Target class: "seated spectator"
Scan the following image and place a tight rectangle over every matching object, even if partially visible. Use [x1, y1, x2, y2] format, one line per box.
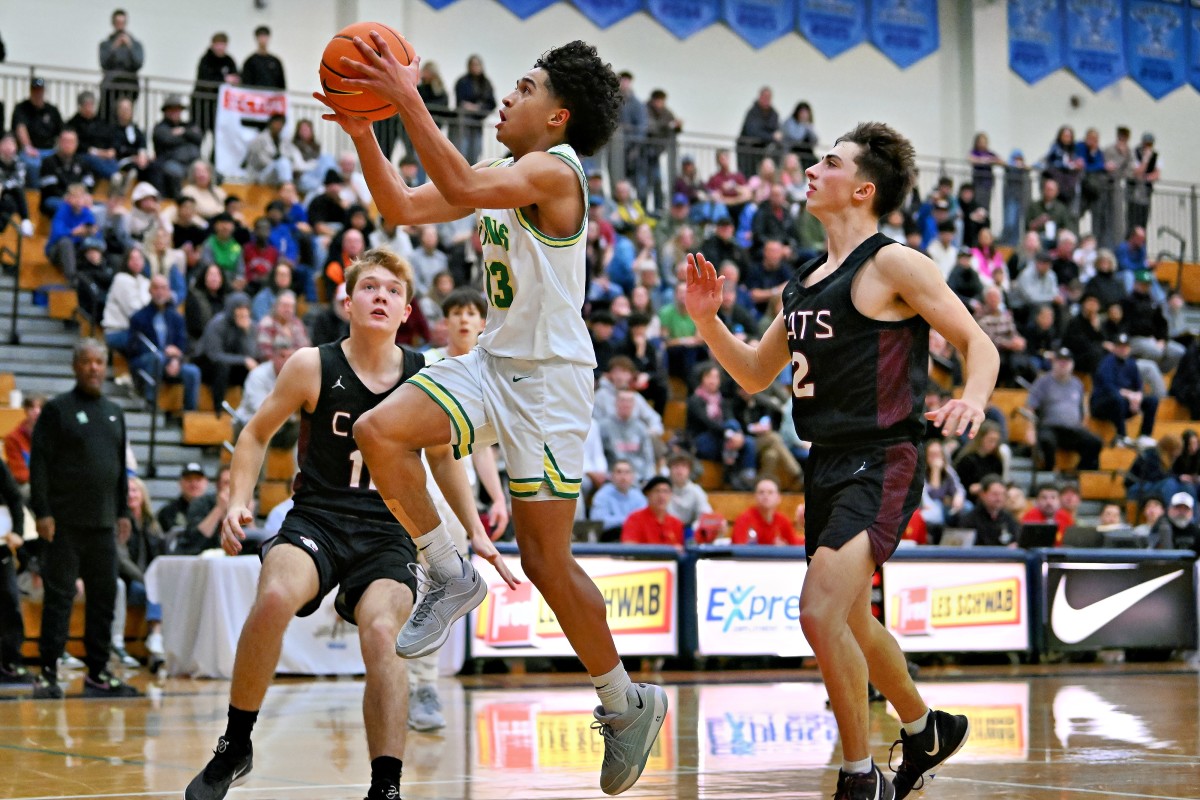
[151, 96, 202, 199]
[1021, 304, 1061, 371]
[408, 226, 447, 297]
[73, 238, 114, 320]
[1005, 482, 1029, 518]
[732, 382, 802, 491]
[3, 394, 43, 494]
[243, 113, 291, 186]
[308, 283, 350, 346]
[1091, 333, 1158, 448]
[125, 182, 167, 244]
[970, 227, 1007, 290]
[1084, 248, 1126, 309]
[1025, 177, 1077, 242]
[252, 261, 295, 323]
[172, 195, 208, 272]
[0, 134, 34, 237]
[589, 311, 620, 376]
[1021, 483, 1074, 545]
[308, 170, 350, 251]
[1009, 250, 1061, 327]
[750, 184, 797, 255]
[616, 313, 667, 414]
[286, 118, 338, 195]
[1133, 496, 1166, 540]
[706, 148, 752, 222]
[1115, 225, 1151, 293]
[336, 152, 372, 210]
[700, 216, 749, 276]
[199, 212, 245, 289]
[976, 286, 1034, 385]
[925, 220, 958, 278]
[193, 293, 258, 413]
[156, 463, 209, 534]
[578, 423, 610, 513]
[118, 476, 165, 671]
[1126, 434, 1191, 507]
[324, 227, 365, 290]
[665, 451, 711, 528]
[1095, 502, 1127, 530]
[589, 460, 647, 542]
[1006, 232, 1042, 285]
[128, 275, 201, 411]
[12, 77, 64, 183]
[38, 129, 96, 218]
[687, 362, 755, 490]
[68, 90, 119, 180]
[1062, 294, 1108, 375]
[1125, 270, 1184, 393]
[620, 476, 684, 549]
[234, 343, 299, 448]
[599, 390, 657, 484]
[393, 291, 432, 349]
[101, 247, 151, 354]
[243, 218, 280, 294]
[921, 439, 966, 529]
[1171, 339, 1200, 419]
[256, 290, 308, 360]
[143, 225, 187, 303]
[947, 247, 985, 311]
[958, 474, 1020, 546]
[111, 98, 153, 193]
[180, 160, 226, 220]
[1174, 429, 1200, 485]
[660, 284, 707, 379]
[732, 478, 801, 545]
[1049, 230, 1081, 298]
[45, 183, 98, 281]
[1149, 492, 1199, 554]
[1025, 349, 1102, 470]
[953, 419, 1006, 499]
[224, 194, 253, 245]
[172, 465, 236, 555]
[185, 263, 229, 341]
[611, 179, 652, 235]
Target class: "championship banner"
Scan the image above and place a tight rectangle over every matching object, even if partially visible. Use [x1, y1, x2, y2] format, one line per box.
[496, 0, 559, 17]
[1008, 0, 1066, 85]
[423, 0, 461, 8]
[698, 683, 837, 776]
[472, 687, 677, 772]
[570, 0, 645, 28]
[1126, 0, 1187, 98]
[882, 560, 1029, 652]
[1044, 561, 1197, 651]
[724, 0, 795, 49]
[646, 0, 722, 39]
[868, 0, 940, 69]
[1188, 0, 1200, 91]
[1065, 0, 1128, 91]
[470, 555, 677, 657]
[914, 682, 1030, 762]
[214, 84, 288, 181]
[798, 0, 869, 59]
[694, 559, 813, 656]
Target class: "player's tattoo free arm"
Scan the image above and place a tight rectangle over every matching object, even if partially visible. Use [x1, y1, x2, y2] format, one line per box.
[427, 444, 518, 588]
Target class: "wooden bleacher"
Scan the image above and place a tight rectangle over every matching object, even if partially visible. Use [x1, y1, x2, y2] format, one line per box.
[1155, 260, 1200, 304]
[707, 490, 804, 525]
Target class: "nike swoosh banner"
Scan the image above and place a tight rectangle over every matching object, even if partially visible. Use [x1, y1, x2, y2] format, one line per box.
[1126, 0, 1187, 99]
[1008, 0, 1066, 85]
[1044, 561, 1197, 651]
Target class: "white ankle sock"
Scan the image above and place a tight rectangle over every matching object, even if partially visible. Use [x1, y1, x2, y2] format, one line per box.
[591, 663, 631, 715]
[902, 709, 931, 736]
[842, 756, 873, 775]
[413, 525, 461, 581]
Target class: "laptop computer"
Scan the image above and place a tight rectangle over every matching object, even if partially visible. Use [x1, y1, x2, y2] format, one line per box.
[938, 528, 977, 547]
[1017, 522, 1059, 548]
[1062, 525, 1103, 548]
[1101, 528, 1147, 549]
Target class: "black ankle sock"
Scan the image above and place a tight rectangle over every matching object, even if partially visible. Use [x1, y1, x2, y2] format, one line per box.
[371, 756, 403, 791]
[223, 705, 259, 750]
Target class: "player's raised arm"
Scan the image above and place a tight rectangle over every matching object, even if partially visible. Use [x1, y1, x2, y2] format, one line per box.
[685, 252, 792, 394]
[221, 348, 320, 553]
[880, 245, 999, 438]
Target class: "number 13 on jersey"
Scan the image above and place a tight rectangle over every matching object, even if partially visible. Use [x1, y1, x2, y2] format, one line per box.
[485, 260, 514, 309]
[791, 352, 814, 399]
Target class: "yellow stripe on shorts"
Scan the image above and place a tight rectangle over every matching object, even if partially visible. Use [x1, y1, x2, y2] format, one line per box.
[508, 477, 544, 498]
[543, 446, 582, 499]
[407, 374, 475, 459]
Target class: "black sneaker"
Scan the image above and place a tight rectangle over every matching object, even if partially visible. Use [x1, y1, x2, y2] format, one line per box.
[835, 765, 896, 800]
[365, 784, 403, 800]
[0, 663, 33, 684]
[83, 671, 142, 698]
[31, 672, 64, 699]
[185, 738, 253, 800]
[889, 709, 970, 799]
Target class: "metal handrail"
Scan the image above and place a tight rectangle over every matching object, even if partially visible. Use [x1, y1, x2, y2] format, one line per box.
[1, 213, 21, 346]
[135, 330, 163, 478]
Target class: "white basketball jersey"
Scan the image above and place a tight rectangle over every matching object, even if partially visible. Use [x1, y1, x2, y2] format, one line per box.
[475, 144, 595, 367]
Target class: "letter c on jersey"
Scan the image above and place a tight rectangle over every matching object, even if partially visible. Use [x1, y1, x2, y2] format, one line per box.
[332, 411, 352, 437]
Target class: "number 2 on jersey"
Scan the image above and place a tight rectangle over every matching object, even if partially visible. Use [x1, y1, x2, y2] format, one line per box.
[485, 261, 514, 309]
[348, 450, 376, 490]
[791, 352, 814, 398]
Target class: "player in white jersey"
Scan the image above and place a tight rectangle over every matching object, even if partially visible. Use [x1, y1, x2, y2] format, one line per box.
[318, 39, 667, 795]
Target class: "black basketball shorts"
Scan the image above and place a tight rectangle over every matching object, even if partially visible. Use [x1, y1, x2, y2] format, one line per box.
[260, 505, 418, 624]
[802, 440, 924, 566]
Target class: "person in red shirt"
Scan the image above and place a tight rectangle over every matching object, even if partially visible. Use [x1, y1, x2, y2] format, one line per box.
[621, 476, 684, 549]
[732, 478, 802, 545]
[3, 394, 43, 492]
[1021, 482, 1074, 545]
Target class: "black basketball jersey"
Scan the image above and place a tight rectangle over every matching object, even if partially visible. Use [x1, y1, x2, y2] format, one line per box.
[781, 233, 930, 447]
[291, 338, 425, 522]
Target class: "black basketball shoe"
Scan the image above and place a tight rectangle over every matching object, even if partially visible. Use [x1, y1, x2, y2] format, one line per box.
[364, 784, 403, 800]
[889, 709, 970, 799]
[185, 738, 253, 800]
[835, 764, 895, 800]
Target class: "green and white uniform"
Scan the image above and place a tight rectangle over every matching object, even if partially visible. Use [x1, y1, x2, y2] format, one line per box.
[408, 144, 594, 500]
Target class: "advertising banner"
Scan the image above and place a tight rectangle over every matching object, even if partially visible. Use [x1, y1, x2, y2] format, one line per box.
[1008, 0, 1066, 84]
[882, 560, 1029, 652]
[798, 0, 868, 58]
[698, 683, 837, 774]
[1065, 0, 1128, 91]
[646, 0, 722, 39]
[214, 84, 288, 181]
[1191, 1, 1200, 91]
[1044, 561, 1197, 651]
[724, 0, 794, 48]
[913, 682, 1030, 762]
[868, 0, 940, 69]
[470, 555, 677, 657]
[694, 559, 812, 656]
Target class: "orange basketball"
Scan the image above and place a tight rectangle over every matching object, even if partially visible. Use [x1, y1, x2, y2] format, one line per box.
[319, 21, 413, 121]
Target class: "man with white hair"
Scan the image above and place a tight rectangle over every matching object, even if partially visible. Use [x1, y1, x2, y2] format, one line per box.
[337, 152, 372, 209]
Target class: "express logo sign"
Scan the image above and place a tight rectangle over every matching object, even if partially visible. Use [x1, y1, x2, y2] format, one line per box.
[705, 584, 801, 633]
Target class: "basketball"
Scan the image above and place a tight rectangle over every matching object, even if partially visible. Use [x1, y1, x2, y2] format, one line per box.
[319, 21, 413, 121]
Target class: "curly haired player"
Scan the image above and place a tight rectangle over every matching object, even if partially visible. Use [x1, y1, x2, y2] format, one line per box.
[317, 39, 666, 795]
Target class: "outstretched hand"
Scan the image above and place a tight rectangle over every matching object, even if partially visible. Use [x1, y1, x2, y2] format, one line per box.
[312, 92, 375, 137]
[339, 31, 421, 112]
[470, 525, 520, 590]
[924, 397, 986, 439]
[684, 252, 725, 322]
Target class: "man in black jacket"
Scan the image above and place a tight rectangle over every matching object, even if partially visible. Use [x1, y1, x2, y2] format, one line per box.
[38, 129, 96, 218]
[151, 95, 202, 199]
[192, 32, 239, 134]
[1125, 269, 1185, 395]
[30, 339, 139, 698]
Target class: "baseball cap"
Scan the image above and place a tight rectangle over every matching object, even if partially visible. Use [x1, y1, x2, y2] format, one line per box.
[323, 168, 344, 186]
[161, 94, 186, 111]
[1171, 491, 1193, 509]
[1035, 249, 1053, 262]
[1110, 332, 1131, 345]
[81, 237, 106, 253]
[957, 247, 973, 259]
[1141, 132, 1156, 144]
[672, 192, 690, 206]
[182, 462, 206, 478]
[1134, 269, 1154, 283]
[131, 182, 159, 203]
[1053, 347, 1074, 361]
[30, 77, 45, 89]
[643, 475, 671, 493]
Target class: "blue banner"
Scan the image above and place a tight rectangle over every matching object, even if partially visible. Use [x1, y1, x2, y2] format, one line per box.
[724, 0, 793, 48]
[423, 0, 459, 7]
[646, 0, 721, 39]
[797, 0, 868, 58]
[1126, 0, 1187, 98]
[1189, 0, 1200, 91]
[1064, 0, 1127, 91]
[1008, 0, 1066, 84]
[869, 0, 940, 69]
[571, 0, 645, 28]
[496, 0, 559, 17]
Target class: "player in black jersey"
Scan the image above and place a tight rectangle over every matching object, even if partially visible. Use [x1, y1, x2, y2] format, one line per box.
[185, 249, 516, 800]
[686, 122, 999, 800]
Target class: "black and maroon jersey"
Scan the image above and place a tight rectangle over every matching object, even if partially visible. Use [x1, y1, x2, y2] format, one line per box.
[291, 338, 424, 522]
[782, 233, 930, 447]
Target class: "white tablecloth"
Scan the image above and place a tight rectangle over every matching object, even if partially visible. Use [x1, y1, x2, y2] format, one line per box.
[144, 555, 465, 679]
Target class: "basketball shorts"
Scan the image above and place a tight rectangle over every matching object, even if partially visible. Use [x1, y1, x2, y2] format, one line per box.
[407, 349, 591, 501]
[261, 505, 418, 624]
[802, 440, 924, 566]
